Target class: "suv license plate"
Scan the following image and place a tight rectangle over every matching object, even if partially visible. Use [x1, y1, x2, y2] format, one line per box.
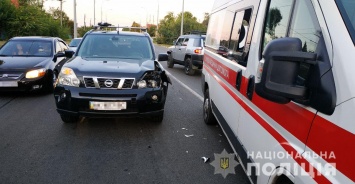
[0, 81, 18, 87]
[90, 101, 127, 111]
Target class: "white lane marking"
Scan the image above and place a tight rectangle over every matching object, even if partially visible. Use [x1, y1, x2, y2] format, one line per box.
[165, 70, 204, 102]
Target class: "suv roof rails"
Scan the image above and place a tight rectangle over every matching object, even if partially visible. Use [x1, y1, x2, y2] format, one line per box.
[93, 22, 147, 34]
[184, 30, 206, 35]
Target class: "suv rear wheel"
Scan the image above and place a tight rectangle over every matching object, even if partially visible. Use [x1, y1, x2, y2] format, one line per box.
[184, 57, 196, 75]
[167, 54, 174, 68]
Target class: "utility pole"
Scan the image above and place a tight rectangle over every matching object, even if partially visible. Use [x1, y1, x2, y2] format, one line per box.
[180, 0, 184, 35]
[59, 0, 63, 26]
[94, 0, 96, 25]
[73, 0, 77, 38]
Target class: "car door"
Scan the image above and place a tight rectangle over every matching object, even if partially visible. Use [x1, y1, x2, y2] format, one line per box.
[237, 0, 329, 183]
[172, 37, 184, 62]
[177, 37, 189, 62]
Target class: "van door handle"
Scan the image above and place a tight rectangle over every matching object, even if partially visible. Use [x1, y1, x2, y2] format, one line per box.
[246, 75, 255, 100]
[236, 69, 242, 91]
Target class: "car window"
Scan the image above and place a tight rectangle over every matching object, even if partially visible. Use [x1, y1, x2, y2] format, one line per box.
[262, 0, 294, 51]
[56, 42, 62, 53]
[262, 0, 321, 53]
[261, 0, 322, 86]
[59, 41, 69, 51]
[176, 38, 184, 46]
[77, 34, 153, 59]
[69, 39, 82, 47]
[193, 38, 202, 47]
[0, 40, 52, 57]
[335, 0, 355, 44]
[182, 38, 189, 46]
[227, 8, 252, 66]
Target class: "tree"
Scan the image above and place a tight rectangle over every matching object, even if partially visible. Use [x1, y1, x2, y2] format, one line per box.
[147, 25, 157, 37]
[78, 26, 92, 37]
[202, 13, 209, 27]
[266, 8, 282, 39]
[157, 11, 207, 44]
[131, 21, 141, 32]
[6, 3, 70, 39]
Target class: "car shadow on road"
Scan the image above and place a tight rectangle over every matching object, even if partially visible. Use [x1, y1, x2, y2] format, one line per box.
[60, 116, 163, 135]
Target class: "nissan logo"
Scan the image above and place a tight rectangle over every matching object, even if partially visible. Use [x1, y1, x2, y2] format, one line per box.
[104, 80, 114, 88]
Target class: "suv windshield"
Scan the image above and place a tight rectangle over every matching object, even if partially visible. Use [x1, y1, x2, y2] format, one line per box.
[335, 0, 355, 44]
[77, 34, 153, 59]
[0, 40, 52, 57]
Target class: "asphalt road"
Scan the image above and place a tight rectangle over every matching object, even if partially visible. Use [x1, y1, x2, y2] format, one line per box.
[0, 45, 250, 184]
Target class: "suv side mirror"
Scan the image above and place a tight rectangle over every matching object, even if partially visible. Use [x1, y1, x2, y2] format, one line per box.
[158, 53, 168, 61]
[173, 40, 176, 45]
[255, 38, 317, 103]
[65, 50, 75, 58]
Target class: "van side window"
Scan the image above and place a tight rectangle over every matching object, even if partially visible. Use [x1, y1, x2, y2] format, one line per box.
[228, 8, 252, 66]
[262, 0, 294, 51]
[206, 10, 233, 49]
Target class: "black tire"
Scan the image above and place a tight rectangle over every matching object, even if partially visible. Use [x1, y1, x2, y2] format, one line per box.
[150, 113, 164, 123]
[60, 115, 79, 123]
[203, 90, 217, 125]
[184, 57, 196, 75]
[167, 54, 174, 68]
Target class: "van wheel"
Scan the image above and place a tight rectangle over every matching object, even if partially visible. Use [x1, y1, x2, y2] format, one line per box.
[167, 54, 174, 68]
[60, 115, 79, 123]
[203, 90, 217, 125]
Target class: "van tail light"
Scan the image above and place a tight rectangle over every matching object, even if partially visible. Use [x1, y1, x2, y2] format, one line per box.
[194, 47, 202, 54]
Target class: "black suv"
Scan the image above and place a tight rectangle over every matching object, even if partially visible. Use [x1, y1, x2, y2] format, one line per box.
[54, 26, 170, 123]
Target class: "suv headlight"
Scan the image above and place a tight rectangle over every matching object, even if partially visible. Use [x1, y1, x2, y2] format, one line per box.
[137, 71, 161, 89]
[25, 68, 46, 79]
[58, 67, 80, 87]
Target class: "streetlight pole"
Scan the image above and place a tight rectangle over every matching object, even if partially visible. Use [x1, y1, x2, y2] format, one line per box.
[59, 0, 63, 26]
[180, 0, 184, 35]
[94, 0, 96, 25]
[73, 0, 77, 38]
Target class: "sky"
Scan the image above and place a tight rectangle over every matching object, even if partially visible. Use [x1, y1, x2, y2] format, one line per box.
[43, 0, 215, 27]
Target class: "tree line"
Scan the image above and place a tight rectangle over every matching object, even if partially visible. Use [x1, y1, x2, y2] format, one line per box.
[0, 0, 72, 40]
[1, 0, 209, 44]
[156, 11, 209, 44]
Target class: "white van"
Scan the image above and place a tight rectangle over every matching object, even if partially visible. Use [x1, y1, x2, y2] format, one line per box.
[202, 0, 354, 183]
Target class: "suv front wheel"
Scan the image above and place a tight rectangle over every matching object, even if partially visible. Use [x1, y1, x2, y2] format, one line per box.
[167, 54, 174, 68]
[184, 57, 196, 75]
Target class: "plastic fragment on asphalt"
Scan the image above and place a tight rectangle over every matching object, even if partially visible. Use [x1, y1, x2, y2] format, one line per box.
[218, 134, 222, 137]
[185, 134, 194, 137]
[182, 128, 188, 130]
[201, 157, 210, 163]
[186, 151, 189, 153]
